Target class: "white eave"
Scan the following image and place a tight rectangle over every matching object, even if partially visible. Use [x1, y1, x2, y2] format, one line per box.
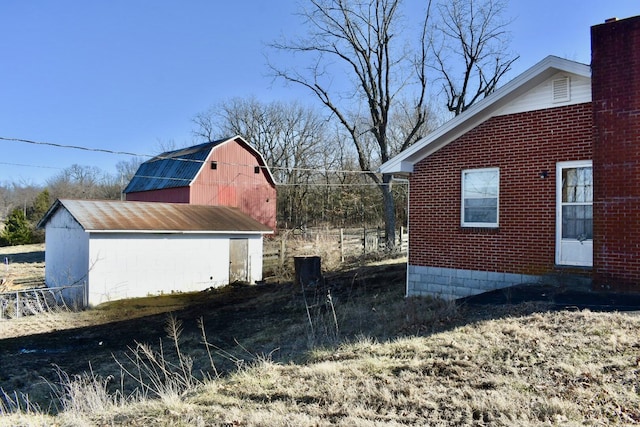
[380, 56, 591, 174]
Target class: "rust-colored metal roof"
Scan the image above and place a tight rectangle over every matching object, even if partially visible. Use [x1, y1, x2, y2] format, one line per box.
[39, 199, 273, 234]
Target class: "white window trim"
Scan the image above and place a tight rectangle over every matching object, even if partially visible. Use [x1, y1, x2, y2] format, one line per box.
[461, 167, 500, 228]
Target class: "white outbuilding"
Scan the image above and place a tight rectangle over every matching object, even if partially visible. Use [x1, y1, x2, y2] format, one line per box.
[38, 199, 273, 306]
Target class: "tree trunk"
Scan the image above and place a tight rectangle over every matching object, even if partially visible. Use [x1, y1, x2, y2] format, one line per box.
[381, 174, 396, 251]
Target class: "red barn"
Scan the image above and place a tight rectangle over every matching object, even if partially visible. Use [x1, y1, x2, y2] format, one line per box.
[124, 135, 277, 230]
[381, 15, 640, 299]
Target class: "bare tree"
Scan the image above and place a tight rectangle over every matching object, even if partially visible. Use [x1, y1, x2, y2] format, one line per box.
[193, 98, 335, 227]
[115, 157, 144, 186]
[270, 0, 434, 249]
[46, 164, 116, 200]
[430, 0, 518, 116]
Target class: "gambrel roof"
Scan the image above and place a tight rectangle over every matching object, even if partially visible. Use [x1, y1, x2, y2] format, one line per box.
[38, 199, 273, 234]
[380, 56, 592, 174]
[123, 135, 276, 193]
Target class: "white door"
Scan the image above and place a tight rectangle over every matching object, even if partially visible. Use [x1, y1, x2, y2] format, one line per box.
[229, 238, 249, 283]
[556, 161, 593, 267]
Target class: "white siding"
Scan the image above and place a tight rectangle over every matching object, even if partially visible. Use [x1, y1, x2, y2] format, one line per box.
[496, 72, 592, 116]
[85, 233, 264, 305]
[247, 236, 263, 284]
[44, 208, 89, 305]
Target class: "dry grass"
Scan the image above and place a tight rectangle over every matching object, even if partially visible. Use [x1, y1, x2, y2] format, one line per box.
[31, 312, 640, 425]
[168, 310, 639, 427]
[0, 243, 45, 292]
[0, 291, 221, 340]
[4, 306, 640, 425]
[2, 244, 640, 426]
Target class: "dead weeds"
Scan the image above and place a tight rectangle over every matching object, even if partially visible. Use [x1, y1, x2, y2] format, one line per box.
[1, 245, 640, 426]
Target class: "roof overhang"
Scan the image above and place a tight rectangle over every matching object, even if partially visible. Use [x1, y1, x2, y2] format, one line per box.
[38, 199, 274, 234]
[380, 56, 591, 175]
[87, 229, 274, 235]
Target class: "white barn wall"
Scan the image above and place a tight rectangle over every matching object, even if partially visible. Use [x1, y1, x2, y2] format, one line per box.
[86, 233, 264, 305]
[247, 236, 263, 284]
[43, 209, 89, 305]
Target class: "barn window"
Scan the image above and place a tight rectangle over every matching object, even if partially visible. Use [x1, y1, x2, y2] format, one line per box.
[254, 166, 260, 174]
[211, 161, 217, 170]
[461, 168, 499, 227]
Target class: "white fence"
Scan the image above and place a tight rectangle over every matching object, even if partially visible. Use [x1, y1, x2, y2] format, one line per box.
[0, 284, 85, 319]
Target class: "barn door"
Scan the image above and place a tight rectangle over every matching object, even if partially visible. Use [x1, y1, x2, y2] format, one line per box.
[229, 238, 249, 283]
[556, 161, 593, 267]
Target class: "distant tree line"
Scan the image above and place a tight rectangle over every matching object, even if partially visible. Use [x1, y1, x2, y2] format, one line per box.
[0, 161, 136, 246]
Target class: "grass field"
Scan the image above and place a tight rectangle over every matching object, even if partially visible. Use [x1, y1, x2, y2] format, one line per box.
[1, 245, 639, 426]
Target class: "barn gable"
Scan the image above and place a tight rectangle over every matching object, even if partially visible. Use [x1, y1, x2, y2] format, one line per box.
[123, 135, 277, 230]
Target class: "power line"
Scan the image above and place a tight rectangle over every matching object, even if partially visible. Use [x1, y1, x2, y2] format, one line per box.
[0, 161, 62, 170]
[276, 182, 405, 187]
[125, 175, 192, 183]
[1, 136, 377, 175]
[0, 136, 148, 158]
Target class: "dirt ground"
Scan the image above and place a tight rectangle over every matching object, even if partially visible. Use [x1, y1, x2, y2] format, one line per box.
[0, 243, 410, 408]
[3, 243, 640, 413]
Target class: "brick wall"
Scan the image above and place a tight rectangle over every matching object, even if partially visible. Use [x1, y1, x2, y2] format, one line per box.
[409, 104, 592, 277]
[591, 16, 640, 291]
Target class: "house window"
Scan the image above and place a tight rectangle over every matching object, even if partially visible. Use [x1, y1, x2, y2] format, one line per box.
[254, 166, 260, 174]
[211, 161, 217, 170]
[462, 168, 499, 227]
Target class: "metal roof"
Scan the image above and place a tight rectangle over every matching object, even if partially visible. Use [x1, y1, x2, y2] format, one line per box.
[122, 135, 277, 194]
[38, 199, 273, 234]
[123, 140, 224, 193]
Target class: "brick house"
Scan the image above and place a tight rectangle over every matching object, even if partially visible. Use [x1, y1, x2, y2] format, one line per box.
[124, 135, 277, 230]
[380, 15, 640, 299]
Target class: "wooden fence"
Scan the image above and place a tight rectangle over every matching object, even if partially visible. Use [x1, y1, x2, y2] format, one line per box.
[263, 227, 408, 276]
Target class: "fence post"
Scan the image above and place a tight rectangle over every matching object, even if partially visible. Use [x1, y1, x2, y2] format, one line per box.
[362, 227, 367, 256]
[279, 239, 286, 267]
[15, 291, 19, 318]
[340, 228, 345, 263]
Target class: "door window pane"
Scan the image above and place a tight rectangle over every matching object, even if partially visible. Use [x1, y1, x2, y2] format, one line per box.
[562, 205, 593, 239]
[562, 168, 592, 203]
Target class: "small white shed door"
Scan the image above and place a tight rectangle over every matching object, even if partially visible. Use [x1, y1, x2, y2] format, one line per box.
[229, 238, 249, 283]
[556, 161, 593, 267]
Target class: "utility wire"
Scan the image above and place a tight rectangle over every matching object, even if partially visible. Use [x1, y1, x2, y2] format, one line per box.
[0, 136, 149, 158]
[1, 136, 377, 175]
[0, 161, 62, 170]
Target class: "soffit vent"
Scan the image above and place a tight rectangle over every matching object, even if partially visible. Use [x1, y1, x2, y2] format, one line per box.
[552, 77, 571, 103]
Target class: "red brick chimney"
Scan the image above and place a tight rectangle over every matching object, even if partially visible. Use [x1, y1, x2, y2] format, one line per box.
[591, 15, 640, 291]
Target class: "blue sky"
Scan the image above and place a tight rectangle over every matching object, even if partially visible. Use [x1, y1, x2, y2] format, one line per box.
[1, 1, 638, 186]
